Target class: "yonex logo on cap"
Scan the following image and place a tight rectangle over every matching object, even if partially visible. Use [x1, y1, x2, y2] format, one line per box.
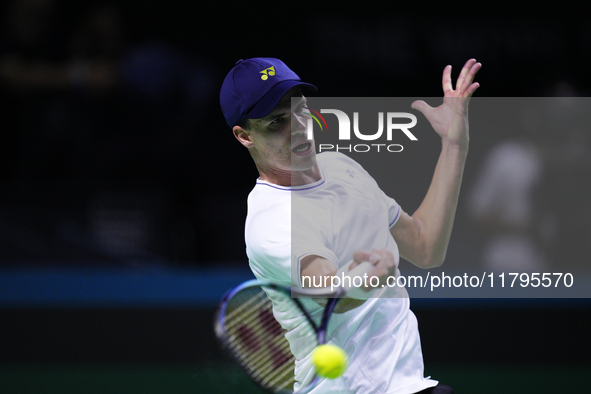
[260, 66, 276, 80]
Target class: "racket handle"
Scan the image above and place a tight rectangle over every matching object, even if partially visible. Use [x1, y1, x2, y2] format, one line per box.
[344, 261, 374, 280]
[339, 261, 381, 299]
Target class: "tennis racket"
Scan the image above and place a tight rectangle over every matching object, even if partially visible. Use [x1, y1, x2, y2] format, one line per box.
[214, 261, 374, 394]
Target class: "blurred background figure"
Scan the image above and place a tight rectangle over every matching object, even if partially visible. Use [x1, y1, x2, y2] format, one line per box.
[467, 101, 547, 273]
[537, 81, 591, 272]
[468, 81, 590, 274]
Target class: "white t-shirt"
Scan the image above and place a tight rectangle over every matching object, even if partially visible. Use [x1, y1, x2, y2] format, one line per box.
[245, 152, 437, 394]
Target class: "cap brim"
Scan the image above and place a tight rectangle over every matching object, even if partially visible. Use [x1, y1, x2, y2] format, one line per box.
[245, 80, 318, 121]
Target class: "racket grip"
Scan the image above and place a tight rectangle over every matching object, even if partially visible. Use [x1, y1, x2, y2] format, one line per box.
[345, 261, 374, 279]
[338, 261, 380, 299]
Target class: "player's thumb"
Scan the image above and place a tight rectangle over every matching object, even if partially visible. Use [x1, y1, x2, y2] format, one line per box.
[411, 100, 432, 117]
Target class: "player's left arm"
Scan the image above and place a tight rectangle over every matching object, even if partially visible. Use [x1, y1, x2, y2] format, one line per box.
[390, 59, 481, 269]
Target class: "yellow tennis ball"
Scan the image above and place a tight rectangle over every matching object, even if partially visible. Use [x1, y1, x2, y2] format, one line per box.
[312, 344, 347, 379]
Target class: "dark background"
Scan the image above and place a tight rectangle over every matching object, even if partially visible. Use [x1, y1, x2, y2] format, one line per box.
[1, 1, 590, 392]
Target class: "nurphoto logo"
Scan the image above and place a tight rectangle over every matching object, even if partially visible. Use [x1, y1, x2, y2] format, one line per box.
[305, 107, 418, 153]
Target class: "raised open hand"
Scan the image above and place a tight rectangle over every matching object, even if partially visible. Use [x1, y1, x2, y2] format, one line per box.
[411, 59, 481, 149]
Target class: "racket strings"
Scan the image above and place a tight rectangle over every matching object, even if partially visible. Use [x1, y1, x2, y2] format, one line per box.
[225, 290, 271, 331]
[231, 321, 292, 379]
[224, 286, 299, 392]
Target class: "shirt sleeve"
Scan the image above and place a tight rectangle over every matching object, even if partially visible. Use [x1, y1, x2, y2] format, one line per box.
[385, 192, 402, 228]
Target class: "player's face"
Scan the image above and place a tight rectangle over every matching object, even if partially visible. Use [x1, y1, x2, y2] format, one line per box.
[247, 87, 317, 177]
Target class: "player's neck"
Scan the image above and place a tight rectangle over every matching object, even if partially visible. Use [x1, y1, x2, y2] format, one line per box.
[257, 164, 321, 187]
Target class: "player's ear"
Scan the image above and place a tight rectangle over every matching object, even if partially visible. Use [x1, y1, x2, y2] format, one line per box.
[233, 125, 254, 148]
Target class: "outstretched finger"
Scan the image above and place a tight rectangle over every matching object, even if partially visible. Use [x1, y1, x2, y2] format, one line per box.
[442, 65, 453, 95]
[466, 61, 482, 84]
[462, 61, 482, 93]
[464, 82, 480, 98]
[456, 59, 478, 93]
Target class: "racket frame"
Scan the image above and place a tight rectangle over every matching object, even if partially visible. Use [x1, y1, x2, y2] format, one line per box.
[214, 279, 345, 393]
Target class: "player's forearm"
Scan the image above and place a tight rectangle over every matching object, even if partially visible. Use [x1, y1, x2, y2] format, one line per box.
[411, 139, 468, 268]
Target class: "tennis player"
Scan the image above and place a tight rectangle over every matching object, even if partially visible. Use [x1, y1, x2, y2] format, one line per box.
[220, 57, 480, 394]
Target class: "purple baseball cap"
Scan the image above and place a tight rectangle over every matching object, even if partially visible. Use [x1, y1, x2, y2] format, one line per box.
[220, 58, 317, 128]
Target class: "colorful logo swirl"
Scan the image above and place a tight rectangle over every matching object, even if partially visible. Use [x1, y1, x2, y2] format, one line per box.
[304, 108, 328, 131]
